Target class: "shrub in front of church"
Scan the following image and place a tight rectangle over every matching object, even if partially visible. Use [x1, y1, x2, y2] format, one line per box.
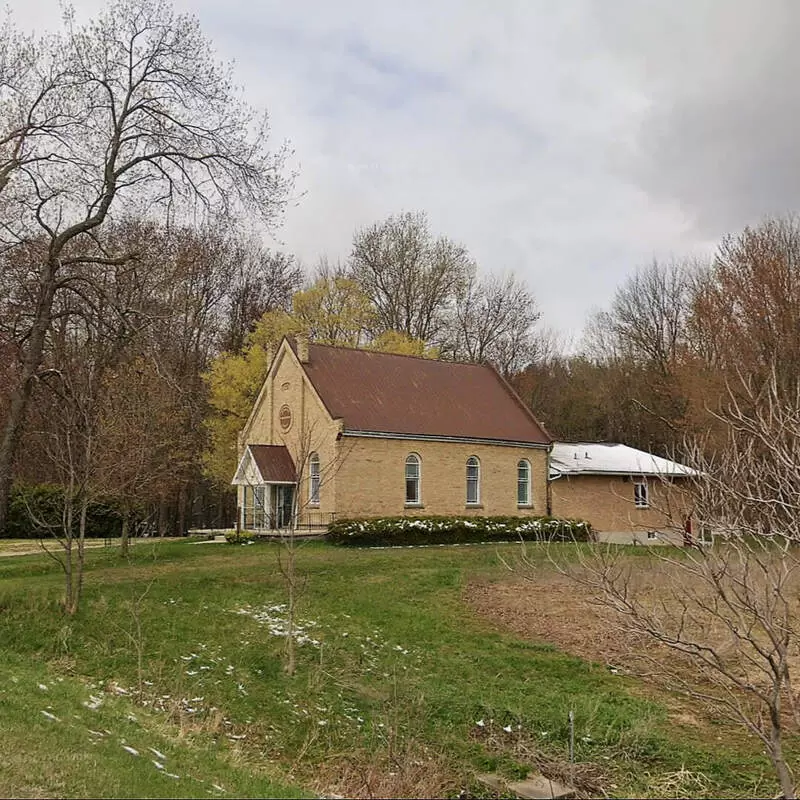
[325, 515, 593, 547]
[224, 529, 257, 544]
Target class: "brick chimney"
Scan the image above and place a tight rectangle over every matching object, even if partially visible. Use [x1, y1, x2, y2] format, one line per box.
[296, 333, 309, 364]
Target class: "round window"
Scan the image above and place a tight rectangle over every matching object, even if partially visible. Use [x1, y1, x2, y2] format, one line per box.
[279, 404, 292, 431]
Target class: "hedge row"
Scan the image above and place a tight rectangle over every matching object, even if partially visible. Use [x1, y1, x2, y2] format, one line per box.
[4, 484, 143, 539]
[325, 515, 593, 547]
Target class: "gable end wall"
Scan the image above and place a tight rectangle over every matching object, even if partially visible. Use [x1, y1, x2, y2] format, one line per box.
[241, 344, 340, 517]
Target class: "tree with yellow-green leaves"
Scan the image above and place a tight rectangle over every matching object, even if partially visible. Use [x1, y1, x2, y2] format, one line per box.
[292, 271, 375, 347]
[368, 330, 439, 358]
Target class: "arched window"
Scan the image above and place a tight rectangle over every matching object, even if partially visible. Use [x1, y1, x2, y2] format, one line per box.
[466, 456, 480, 505]
[309, 452, 320, 505]
[517, 459, 531, 506]
[405, 454, 421, 505]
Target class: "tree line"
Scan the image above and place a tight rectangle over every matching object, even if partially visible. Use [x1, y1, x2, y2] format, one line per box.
[516, 215, 800, 460]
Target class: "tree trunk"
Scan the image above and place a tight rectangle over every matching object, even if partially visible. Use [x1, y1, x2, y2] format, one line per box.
[770, 706, 796, 799]
[120, 509, 130, 558]
[177, 482, 187, 537]
[64, 539, 74, 614]
[284, 540, 297, 676]
[63, 494, 75, 615]
[73, 497, 88, 614]
[0, 269, 58, 535]
[158, 499, 167, 538]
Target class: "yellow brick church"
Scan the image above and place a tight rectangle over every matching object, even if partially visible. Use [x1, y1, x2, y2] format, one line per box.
[233, 336, 694, 542]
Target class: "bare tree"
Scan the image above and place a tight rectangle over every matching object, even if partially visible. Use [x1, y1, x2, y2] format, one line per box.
[241, 417, 349, 676]
[548, 369, 800, 798]
[31, 318, 107, 615]
[95, 356, 188, 556]
[221, 243, 302, 354]
[584, 259, 698, 373]
[284, 423, 351, 675]
[0, 0, 291, 534]
[451, 271, 541, 378]
[575, 259, 703, 455]
[690, 215, 800, 386]
[349, 211, 473, 345]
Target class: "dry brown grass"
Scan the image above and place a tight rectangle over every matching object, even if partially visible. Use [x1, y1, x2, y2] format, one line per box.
[470, 720, 610, 798]
[465, 571, 661, 678]
[311, 741, 459, 800]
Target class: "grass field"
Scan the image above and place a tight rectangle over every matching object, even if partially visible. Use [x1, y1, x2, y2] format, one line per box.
[0, 539, 783, 798]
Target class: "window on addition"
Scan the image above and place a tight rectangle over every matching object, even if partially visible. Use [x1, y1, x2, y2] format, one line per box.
[634, 480, 649, 509]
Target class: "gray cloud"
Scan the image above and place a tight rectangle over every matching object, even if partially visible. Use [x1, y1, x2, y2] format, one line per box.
[596, 0, 800, 239]
[12, 0, 793, 337]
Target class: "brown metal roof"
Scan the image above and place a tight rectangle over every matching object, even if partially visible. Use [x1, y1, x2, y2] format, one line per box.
[249, 445, 296, 483]
[292, 341, 550, 445]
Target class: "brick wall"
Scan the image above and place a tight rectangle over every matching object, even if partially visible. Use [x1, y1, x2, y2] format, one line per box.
[550, 474, 691, 536]
[334, 436, 549, 518]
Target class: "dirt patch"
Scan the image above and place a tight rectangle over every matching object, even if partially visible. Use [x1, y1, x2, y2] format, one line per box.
[0, 541, 109, 558]
[463, 572, 727, 736]
[465, 572, 654, 673]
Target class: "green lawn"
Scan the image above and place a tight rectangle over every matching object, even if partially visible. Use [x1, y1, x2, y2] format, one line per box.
[0, 540, 778, 798]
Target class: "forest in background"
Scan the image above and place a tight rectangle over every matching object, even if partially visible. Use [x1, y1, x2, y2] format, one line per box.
[1, 0, 797, 536]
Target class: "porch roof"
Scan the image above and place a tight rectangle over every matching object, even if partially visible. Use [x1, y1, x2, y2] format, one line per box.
[232, 444, 296, 485]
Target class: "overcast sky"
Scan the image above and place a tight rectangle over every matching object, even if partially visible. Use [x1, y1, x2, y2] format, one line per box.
[10, 1, 800, 338]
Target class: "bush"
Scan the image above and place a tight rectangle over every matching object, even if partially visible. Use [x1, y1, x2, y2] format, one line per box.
[325, 515, 593, 547]
[224, 529, 257, 545]
[5, 484, 142, 539]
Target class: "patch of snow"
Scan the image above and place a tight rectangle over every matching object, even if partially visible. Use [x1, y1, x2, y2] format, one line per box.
[83, 695, 103, 710]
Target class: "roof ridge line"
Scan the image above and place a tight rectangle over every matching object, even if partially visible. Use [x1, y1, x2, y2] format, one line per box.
[305, 340, 490, 368]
